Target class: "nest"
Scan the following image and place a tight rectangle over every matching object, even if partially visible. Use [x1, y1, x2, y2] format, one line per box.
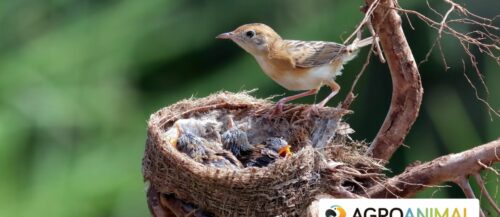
[142, 91, 384, 217]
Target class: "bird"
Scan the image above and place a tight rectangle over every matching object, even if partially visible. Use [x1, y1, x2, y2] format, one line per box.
[217, 23, 374, 112]
[176, 130, 209, 163]
[164, 118, 222, 149]
[174, 118, 222, 142]
[221, 116, 253, 157]
[244, 137, 293, 167]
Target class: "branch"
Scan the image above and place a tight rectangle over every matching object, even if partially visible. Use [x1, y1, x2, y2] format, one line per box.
[365, 0, 423, 161]
[368, 138, 500, 198]
[393, 0, 499, 119]
[147, 184, 173, 217]
[454, 176, 486, 217]
[473, 174, 500, 215]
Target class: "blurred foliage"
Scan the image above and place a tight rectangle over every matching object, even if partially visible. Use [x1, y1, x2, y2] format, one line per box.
[0, 0, 498, 216]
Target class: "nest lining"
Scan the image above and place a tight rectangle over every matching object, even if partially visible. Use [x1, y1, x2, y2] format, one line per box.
[142, 91, 384, 217]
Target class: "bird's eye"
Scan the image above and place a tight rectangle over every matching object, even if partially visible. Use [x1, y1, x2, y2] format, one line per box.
[245, 30, 255, 38]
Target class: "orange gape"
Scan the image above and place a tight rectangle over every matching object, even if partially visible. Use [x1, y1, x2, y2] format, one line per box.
[217, 23, 374, 112]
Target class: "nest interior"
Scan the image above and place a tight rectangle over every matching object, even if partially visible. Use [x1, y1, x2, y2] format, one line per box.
[142, 91, 384, 217]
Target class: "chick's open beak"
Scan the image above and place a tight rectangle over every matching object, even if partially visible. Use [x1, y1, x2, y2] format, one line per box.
[216, 32, 233, 39]
[278, 145, 293, 157]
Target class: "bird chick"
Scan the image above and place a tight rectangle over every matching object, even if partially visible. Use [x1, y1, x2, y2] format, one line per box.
[174, 118, 222, 142]
[169, 118, 243, 170]
[163, 126, 180, 148]
[221, 116, 253, 157]
[245, 137, 293, 168]
[176, 131, 209, 163]
[217, 23, 373, 112]
[176, 131, 242, 170]
[204, 150, 242, 170]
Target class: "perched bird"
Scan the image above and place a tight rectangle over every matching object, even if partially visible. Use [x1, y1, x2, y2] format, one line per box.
[217, 23, 374, 112]
[245, 137, 293, 167]
[221, 116, 253, 157]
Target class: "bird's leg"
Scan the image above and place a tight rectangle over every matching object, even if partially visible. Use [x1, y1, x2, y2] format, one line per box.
[303, 82, 339, 116]
[273, 88, 318, 113]
[318, 80, 340, 107]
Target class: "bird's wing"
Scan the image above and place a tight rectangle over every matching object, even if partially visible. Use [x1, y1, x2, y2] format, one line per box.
[268, 42, 297, 67]
[214, 150, 244, 168]
[283, 40, 346, 68]
[244, 147, 280, 167]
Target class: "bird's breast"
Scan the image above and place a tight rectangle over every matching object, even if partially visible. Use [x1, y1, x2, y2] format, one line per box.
[254, 56, 342, 91]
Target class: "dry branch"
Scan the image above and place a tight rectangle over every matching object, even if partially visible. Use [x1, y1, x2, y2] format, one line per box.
[474, 174, 500, 214]
[393, 0, 500, 118]
[365, 0, 423, 161]
[368, 138, 500, 198]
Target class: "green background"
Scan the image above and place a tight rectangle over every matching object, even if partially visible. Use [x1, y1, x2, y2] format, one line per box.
[0, 0, 498, 216]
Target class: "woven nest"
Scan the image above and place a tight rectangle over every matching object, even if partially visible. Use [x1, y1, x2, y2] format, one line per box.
[142, 91, 384, 217]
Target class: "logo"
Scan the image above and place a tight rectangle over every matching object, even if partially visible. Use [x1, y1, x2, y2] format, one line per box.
[325, 205, 346, 217]
[318, 199, 479, 217]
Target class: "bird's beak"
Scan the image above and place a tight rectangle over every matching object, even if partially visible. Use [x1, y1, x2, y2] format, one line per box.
[278, 145, 293, 157]
[216, 32, 233, 39]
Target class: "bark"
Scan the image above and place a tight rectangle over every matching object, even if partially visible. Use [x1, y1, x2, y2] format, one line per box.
[365, 0, 423, 161]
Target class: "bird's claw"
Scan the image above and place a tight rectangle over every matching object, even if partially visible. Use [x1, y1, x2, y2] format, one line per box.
[269, 101, 285, 115]
[304, 104, 322, 116]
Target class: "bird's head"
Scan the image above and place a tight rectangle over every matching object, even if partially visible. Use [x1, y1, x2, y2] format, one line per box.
[265, 137, 292, 157]
[216, 23, 281, 56]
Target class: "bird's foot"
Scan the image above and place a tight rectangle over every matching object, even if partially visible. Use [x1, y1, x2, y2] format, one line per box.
[263, 101, 286, 120]
[270, 101, 285, 115]
[303, 104, 323, 117]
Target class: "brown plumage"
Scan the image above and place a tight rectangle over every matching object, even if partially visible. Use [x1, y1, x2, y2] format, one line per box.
[217, 23, 373, 112]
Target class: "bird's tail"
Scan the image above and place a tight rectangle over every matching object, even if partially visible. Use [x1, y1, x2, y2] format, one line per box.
[341, 36, 378, 63]
[348, 36, 378, 50]
[358, 36, 377, 48]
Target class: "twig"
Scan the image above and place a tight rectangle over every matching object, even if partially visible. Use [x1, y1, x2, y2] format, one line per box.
[478, 160, 500, 176]
[392, 1, 499, 113]
[418, 37, 439, 67]
[366, 19, 386, 63]
[454, 176, 476, 199]
[454, 176, 486, 217]
[462, 60, 500, 119]
[473, 173, 500, 215]
[438, 0, 460, 37]
[343, 0, 381, 44]
[341, 42, 374, 110]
